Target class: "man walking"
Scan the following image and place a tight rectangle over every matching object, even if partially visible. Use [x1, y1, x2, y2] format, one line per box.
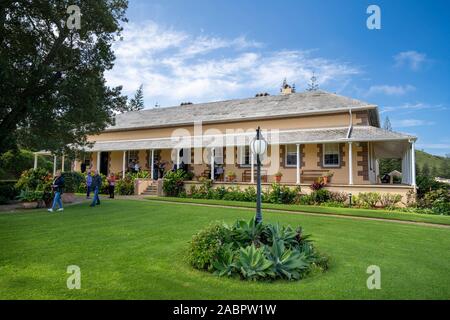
[48, 170, 64, 213]
[90, 170, 102, 207]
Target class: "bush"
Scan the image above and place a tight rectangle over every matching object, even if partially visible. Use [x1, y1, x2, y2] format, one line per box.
[266, 183, 299, 204]
[16, 189, 44, 202]
[0, 149, 53, 180]
[379, 193, 402, 208]
[116, 178, 135, 195]
[62, 172, 84, 193]
[163, 170, 186, 197]
[310, 181, 325, 191]
[310, 189, 331, 204]
[187, 223, 231, 270]
[0, 180, 18, 204]
[188, 218, 329, 281]
[329, 191, 349, 203]
[15, 168, 52, 192]
[354, 192, 381, 208]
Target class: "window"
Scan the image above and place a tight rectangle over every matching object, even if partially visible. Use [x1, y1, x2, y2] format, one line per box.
[238, 146, 251, 167]
[214, 147, 223, 165]
[285, 145, 298, 167]
[323, 143, 340, 167]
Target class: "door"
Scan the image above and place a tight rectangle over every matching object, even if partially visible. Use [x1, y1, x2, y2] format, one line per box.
[100, 152, 109, 176]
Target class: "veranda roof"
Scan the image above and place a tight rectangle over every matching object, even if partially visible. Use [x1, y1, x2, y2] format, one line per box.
[84, 126, 416, 152]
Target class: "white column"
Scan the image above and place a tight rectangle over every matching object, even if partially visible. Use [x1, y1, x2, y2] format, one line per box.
[122, 151, 126, 179]
[151, 149, 155, 180]
[96, 151, 100, 172]
[34, 153, 38, 169]
[53, 155, 57, 176]
[348, 142, 353, 185]
[296, 143, 301, 184]
[210, 148, 215, 181]
[411, 140, 416, 187]
[176, 148, 180, 169]
[61, 155, 65, 172]
[250, 150, 255, 183]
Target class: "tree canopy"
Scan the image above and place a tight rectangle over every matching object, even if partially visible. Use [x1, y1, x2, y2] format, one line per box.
[0, 0, 130, 155]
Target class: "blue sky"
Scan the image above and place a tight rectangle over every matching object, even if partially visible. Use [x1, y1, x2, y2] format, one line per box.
[105, 0, 450, 156]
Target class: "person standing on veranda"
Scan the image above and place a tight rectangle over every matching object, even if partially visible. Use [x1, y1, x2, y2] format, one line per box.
[48, 170, 64, 213]
[90, 170, 102, 207]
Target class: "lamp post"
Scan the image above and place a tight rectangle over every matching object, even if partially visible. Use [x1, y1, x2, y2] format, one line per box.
[250, 126, 267, 224]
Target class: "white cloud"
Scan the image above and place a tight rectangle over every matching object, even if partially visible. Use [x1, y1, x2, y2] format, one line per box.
[393, 119, 435, 128]
[394, 51, 427, 71]
[381, 102, 447, 114]
[366, 84, 415, 96]
[106, 21, 360, 107]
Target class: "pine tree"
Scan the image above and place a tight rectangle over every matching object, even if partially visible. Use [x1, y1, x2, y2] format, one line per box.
[307, 72, 319, 91]
[383, 116, 392, 131]
[128, 84, 145, 111]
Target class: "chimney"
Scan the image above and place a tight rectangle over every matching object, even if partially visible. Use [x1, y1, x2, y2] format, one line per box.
[280, 78, 296, 95]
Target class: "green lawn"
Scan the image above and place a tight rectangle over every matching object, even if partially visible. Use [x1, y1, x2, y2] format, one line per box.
[146, 196, 450, 226]
[0, 199, 449, 299]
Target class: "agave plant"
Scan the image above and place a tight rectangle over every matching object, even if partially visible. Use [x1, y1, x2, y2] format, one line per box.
[264, 223, 298, 247]
[236, 244, 274, 280]
[232, 217, 266, 246]
[265, 240, 310, 280]
[212, 244, 237, 277]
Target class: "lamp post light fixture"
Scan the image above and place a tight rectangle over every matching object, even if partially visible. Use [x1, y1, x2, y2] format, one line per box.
[250, 126, 268, 224]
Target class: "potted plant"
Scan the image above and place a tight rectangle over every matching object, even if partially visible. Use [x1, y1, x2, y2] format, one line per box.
[322, 171, 334, 184]
[17, 189, 44, 209]
[226, 171, 236, 182]
[274, 171, 283, 183]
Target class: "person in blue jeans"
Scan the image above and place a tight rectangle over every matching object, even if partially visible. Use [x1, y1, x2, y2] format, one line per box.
[48, 170, 64, 213]
[90, 170, 102, 207]
[86, 170, 93, 199]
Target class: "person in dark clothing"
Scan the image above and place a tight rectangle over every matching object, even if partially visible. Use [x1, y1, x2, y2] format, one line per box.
[107, 173, 116, 199]
[48, 170, 64, 212]
[81, 162, 86, 173]
[90, 170, 102, 207]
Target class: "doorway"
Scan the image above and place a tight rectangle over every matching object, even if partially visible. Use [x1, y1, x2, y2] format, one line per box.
[100, 152, 109, 176]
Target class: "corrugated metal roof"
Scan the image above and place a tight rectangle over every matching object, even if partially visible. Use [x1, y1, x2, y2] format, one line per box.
[86, 126, 415, 152]
[107, 90, 377, 131]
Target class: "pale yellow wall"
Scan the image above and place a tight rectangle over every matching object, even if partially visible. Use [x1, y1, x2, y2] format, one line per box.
[109, 151, 123, 175]
[87, 112, 355, 143]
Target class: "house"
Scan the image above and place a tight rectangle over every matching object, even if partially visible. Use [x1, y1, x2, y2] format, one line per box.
[64, 82, 416, 200]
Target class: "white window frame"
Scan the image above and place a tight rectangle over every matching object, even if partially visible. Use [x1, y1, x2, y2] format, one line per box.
[323, 143, 340, 167]
[238, 145, 251, 167]
[285, 144, 298, 167]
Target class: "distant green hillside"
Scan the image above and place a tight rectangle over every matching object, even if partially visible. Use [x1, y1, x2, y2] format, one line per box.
[415, 150, 449, 178]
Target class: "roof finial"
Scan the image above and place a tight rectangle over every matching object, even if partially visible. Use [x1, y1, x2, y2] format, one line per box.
[307, 72, 319, 91]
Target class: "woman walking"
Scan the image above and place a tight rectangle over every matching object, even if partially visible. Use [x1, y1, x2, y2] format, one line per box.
[86, 170, 93, 199]
[107, 173, 116, 199]
[48, 170, 64, 213]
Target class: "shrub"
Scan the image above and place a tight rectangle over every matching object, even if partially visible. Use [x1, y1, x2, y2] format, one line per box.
[62, 172, 84, 193]
[188, 218, 329, 281]
[267, 183, 299, 204]
[354, 192, 381, 208]
[187, 223, 231, 270]
[0, 180, 18, 204]
[16, 189, 44, 202]
[15, 168, 51, 192]
[379, 193, 402, 208]
[116, 178, 135, 195]
[310, 189, 331, 204]
[297, 194, 314, 205]
[310, 181, 325, 191]
[329, 191, 349, 203]
[162, 170, 186, 197]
